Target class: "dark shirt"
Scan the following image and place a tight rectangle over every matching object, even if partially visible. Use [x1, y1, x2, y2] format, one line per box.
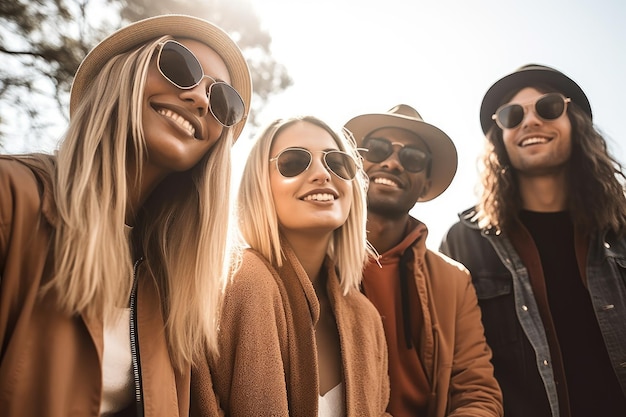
[520, 210, 626, 417]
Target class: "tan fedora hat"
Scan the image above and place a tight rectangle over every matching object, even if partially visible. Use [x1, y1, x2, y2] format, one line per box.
[345, 104, 458, 202]
[69, 14, 252, 141]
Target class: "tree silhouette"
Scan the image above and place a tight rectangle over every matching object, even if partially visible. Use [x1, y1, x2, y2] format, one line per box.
[0, 0, 291, 151]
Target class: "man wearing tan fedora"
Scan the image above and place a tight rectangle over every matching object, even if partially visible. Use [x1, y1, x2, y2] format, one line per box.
[345, 105, 503, 417]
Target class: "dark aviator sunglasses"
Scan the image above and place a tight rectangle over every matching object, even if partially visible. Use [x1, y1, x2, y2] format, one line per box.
[492, 93, 571, 130]
[270, 147, 358, 181]
[156, 40, 246, 127]
[360, 136, 431, 173]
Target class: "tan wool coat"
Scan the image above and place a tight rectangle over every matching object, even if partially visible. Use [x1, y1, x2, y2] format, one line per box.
[0, 155, 221, 417]
[210, 245, 391, 416]
[379, 218, 503, 417]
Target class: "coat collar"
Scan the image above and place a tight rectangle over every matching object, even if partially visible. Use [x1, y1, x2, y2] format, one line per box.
[278, 240, 321, 326]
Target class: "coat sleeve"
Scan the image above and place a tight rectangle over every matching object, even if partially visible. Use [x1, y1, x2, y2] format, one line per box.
[0, 158, 18, 272]
[0, 156, 53, 281]
[446, 265, 504, 417]
[190, 355, 225, 417]
[209, 252, 291, 416]
[338, 288, 392, 416]
[378, 318, 392, 417]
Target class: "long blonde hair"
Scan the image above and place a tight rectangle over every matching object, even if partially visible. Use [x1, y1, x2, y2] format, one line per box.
[49, 36, 232, 369]
[237, 116, 370, 294]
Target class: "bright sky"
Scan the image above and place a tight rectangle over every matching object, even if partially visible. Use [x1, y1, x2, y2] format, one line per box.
[3, 0, 623, 250]
[235, 0, 626, 249]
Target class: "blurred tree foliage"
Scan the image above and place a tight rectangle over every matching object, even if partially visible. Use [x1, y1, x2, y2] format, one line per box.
[0, 0, 292, 151]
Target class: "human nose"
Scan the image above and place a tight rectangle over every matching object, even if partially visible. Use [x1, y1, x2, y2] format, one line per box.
[308, 154, 332, 182]
[520, 103, 542, 128]
[180, 80, 211, 117]
[380, 148, 403, 171]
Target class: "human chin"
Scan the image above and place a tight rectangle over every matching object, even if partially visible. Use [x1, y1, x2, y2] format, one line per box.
[367, 195, 411, 218]
[143, 128, 211, 174]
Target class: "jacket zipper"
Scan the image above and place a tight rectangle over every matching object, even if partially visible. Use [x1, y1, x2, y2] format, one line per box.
[130, 257, 145, 417]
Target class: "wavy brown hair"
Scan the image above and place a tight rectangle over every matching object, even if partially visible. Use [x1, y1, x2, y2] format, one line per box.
[477, 84, 626, 236]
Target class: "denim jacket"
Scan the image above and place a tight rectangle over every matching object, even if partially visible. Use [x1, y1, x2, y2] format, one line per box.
[439, 207, 626, 417]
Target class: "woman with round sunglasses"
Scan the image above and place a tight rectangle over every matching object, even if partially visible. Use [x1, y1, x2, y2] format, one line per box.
[441, 64, 626, 417]
[209, 116, 391, 416]
[0, 15, 250, 417]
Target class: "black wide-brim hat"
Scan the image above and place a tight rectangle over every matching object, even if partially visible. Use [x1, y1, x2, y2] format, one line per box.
[345, 104, 458, 202]
[480, 64, 592, 134]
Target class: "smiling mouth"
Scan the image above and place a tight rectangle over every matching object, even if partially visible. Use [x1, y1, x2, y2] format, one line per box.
[303, 193, 336, 201]
[520, 136, 550, 147]
[157, 108, 198, 139]
[373, 177, 400, 188]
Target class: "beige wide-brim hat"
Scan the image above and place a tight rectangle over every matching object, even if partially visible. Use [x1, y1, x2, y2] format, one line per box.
[70, 14, 252, 141]
[345, 104, 458, 202]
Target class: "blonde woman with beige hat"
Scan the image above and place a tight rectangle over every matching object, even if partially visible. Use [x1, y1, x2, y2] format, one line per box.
[0, 14, 251, 416]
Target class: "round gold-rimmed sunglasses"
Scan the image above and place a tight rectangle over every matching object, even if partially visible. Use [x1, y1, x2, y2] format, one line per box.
[156, 40, 246, 127]
[492, 93, 571, 130]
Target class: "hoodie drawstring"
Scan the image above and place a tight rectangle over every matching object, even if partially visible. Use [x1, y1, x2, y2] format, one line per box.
[399, 248, 414, 349]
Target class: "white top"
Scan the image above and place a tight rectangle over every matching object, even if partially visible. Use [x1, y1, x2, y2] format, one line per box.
[99, 308, 133, 416]
[318, 382, 345, 417]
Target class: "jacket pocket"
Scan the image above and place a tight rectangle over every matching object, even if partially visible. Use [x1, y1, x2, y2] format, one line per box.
[615, 257, 626, 288]
[473, 273, 550, 410]
[472, 273, 519, 348]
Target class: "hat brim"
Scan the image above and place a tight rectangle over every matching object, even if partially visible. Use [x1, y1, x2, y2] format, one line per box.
[70, 14, 252, 141]
[480, 66, 591, 134]
[345, 113, 458, 202]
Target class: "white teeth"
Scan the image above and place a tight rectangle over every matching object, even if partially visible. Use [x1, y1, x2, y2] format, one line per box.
[303, 193, 335, 201]
[374, 177, 399, 187]
[520, 137, 548, 146]
[158, 109, 196, 137]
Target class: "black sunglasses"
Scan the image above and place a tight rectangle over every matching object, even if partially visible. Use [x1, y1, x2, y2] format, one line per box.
[360, 136, 431, 173]
[156, 40, 246, 127]
[270, 147, 358, 181]
[492, 93, 571, 130]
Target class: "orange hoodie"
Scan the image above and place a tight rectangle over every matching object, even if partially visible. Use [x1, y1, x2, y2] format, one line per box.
[363, 217, 503, 417]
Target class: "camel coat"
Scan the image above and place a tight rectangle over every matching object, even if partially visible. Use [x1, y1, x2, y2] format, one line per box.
[210, 245, 391, 416]
[371, 218, 503, 417]
[0, 155, 221, 417]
